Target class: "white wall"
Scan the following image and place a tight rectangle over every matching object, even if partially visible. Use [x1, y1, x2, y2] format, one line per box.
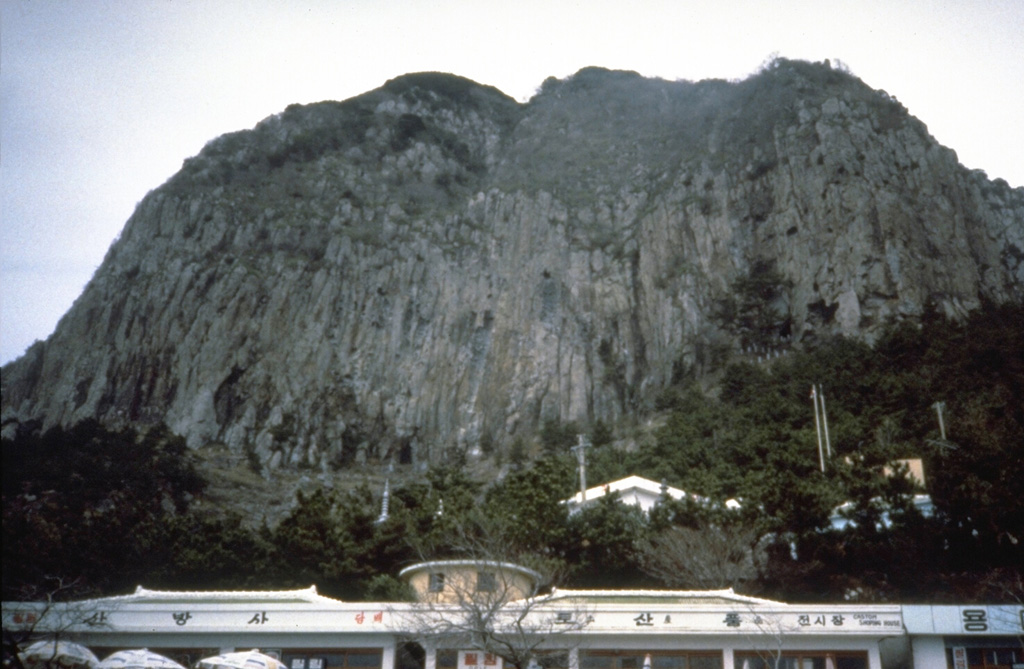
[910, 637, 946, 669]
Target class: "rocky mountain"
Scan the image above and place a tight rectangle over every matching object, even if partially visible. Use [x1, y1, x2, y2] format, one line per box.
[3, 59, 1022, 474]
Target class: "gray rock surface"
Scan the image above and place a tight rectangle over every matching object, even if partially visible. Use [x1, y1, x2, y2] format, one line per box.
[3, 61, 1022, 470]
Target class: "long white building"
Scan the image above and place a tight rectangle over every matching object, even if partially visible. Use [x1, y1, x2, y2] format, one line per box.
[3, 562, 1021, 669]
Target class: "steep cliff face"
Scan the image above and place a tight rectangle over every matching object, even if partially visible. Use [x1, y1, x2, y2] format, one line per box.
[3, 61, 1022, 470]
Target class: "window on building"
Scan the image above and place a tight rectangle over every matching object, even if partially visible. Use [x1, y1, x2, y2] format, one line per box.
[948, 647, 1024, 668]
[280, 650, 383, 669]
[396, 644, 425, 669]
[733, 652, 866, 669]
[452, 651, 507, 669]
[429, 572, 445, 592]
[437, 651, 459, 669]
[531, 651, 569, 669]
[476, 571, 497, 592]
[583, 651, 721, 669]
[653, 656, 720, 669]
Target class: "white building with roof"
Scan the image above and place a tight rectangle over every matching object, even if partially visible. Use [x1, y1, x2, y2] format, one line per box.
[4, 561, 1022, 669]
[561, 476, 742, 517]
[3, 584, 396, 669]
[15, 563, 1008, 669]
[562, 476, 691, 516]
[901, 604, 1024, 669]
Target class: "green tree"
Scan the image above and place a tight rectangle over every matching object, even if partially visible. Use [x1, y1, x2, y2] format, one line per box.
[2, 421, 205, 598]
[560, 492, 649, 588]
[482, 456, 574, 560]
[154, 513, 272, 590]
[717, 258, 790, 347]
[539, 419, 580, 456]
[266, 486, 386, 599]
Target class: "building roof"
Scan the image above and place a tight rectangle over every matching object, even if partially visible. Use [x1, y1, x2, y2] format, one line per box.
[84, 584, 345, 606]
[544, 587, 786, 607]
[2, 584, 909, 639]
[562, 475, 692, 509]
[398, 559, 543, 584]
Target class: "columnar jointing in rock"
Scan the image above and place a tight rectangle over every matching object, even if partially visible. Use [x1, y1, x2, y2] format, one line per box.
[2, 62, 1022, 468]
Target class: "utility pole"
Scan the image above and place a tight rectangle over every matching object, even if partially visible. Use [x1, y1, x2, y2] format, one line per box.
[819, 385, 832, 461]
[811, 386, 825, 472]
[571, 434, 590, 501]
[933, 401, 947, 441]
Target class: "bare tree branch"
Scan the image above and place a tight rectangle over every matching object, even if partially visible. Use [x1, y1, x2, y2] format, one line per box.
[394, 574, 589, 669]
[2, 577, 107, 669]
[640, 523, 764, 591]
[396, 515, 588, 669]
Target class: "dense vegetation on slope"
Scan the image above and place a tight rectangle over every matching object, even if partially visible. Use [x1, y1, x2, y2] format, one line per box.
[4, 303, 1022, 602]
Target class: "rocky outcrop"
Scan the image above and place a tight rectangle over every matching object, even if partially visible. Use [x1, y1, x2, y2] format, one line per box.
[3, 60, 1022, 470]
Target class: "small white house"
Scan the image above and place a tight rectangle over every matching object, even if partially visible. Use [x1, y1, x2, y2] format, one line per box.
[561, 475, 688, 515]
[561, 475, 740, 516]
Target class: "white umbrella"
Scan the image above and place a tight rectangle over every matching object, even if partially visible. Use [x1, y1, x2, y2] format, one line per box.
[198, 651, 284, 669]
[19, 641, 100, 669]
[99, 650, 186, 669]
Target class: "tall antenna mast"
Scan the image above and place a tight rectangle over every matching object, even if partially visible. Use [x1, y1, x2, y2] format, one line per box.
[811, 386, 825, 472]
[819, 385, 832, 461]
[933, 401, 947, 441]
[571, 433, 590, 501]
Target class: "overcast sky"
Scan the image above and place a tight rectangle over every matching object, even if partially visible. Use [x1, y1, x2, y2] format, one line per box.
[2, 0, 1022, 365]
